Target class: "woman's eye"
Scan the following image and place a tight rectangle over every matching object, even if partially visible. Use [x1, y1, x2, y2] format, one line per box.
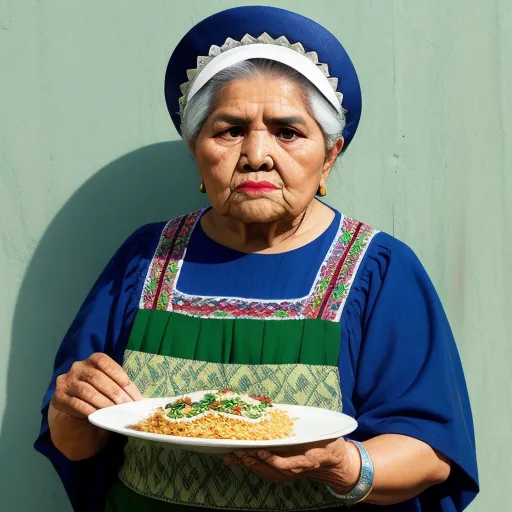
[220, 126, 244, 139]
[276, 128, 298, 141]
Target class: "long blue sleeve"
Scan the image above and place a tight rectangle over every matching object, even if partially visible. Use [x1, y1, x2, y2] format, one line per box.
[340, 232, 479, 511]
[34, 223, 163, 512]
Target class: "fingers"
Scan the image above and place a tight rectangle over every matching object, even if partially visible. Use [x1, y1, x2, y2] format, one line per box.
[52, 394, 97, 418]
[224, 454, 240, 465]
[68, 380, 116, 409]
[67, 396, 97, 417]
[260, 452, 316, 471]
[228, 450, 295, 482]
[87, 353, 130, 386]
[80, 368, 133, 405]
[255, 441, 345, 473]
[86, 353, 143, 401]
[257, 450, 320, 472]
[123, 380, 144, 401]
[52, 353, 144, 421]
[54, 378, 115, 417]
[53, 353, 144, 419]
[241, 456, 259, 468]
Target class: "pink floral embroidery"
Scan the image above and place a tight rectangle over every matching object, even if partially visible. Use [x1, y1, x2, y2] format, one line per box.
[303, 217, 365, 318]
[140, 211, 377, 321]
[140, 211, 201, 310]
[320, 222, 375, 321]
[172, 291, 304, 319]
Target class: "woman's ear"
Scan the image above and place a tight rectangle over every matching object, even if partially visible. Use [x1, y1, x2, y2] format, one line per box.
[323, 138, 344, 172]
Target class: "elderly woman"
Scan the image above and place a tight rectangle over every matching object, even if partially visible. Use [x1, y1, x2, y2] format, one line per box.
[35, 6, 478, 512]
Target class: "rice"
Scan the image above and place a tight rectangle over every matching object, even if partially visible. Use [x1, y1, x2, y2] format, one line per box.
[131, 408, 294, 440]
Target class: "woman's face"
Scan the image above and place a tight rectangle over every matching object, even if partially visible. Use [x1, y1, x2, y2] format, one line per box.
[194, 75, 341, 223]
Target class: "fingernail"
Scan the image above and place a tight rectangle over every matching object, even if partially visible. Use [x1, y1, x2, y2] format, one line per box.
[244, 458, 256, 467]
[257, 450, 271, 459]
[291, 468, 303, 474]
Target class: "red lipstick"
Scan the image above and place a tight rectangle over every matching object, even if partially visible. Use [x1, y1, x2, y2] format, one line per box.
[236, 181, 278, 194]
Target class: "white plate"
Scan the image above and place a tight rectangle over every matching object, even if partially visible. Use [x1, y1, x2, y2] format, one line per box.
[89, 391, 357, 454]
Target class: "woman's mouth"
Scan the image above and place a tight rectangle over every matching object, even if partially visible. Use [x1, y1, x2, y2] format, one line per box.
[236, 181, 278, 194]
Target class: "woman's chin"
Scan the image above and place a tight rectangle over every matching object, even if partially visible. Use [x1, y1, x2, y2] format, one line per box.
[228, 199, 287, 224]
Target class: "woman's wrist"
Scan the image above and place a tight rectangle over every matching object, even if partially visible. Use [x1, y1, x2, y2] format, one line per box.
[48, 402, 109, 460]
[325, 441, 374, 506]
[310, 439, 362, 494]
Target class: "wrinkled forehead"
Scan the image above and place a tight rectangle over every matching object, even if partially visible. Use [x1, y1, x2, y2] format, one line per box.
[211, 75, 311, 115]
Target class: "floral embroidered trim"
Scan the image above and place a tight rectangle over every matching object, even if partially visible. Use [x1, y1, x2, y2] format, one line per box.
[140, 210, 202, 310]
[319, 222, 377, 322]
[172, 290, 305, 320]
[303, 217, 362, 318]
[140, 210, 378, 321]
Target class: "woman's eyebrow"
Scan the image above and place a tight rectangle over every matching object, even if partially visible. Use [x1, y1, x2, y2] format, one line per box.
[266, 116, 306, 126]
[211, 114, 306, 126]
[212, 114, 249, 125]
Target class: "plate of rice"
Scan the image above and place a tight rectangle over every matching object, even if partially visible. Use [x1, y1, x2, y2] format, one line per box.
[89, 389, 358, 454]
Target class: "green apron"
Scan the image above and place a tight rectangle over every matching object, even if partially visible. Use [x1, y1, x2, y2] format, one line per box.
[105, 210, 376, 511]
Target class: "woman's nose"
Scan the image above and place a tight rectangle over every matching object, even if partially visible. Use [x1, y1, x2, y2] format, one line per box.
[240, 131, 274, 172]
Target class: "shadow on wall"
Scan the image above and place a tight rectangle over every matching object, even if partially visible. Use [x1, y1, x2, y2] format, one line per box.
[1, 141, 208, 511]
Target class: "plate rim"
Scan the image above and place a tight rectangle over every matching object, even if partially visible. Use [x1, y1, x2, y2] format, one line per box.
[88, 395, 358, 448]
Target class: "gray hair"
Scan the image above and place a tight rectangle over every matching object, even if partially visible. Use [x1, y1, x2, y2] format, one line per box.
[180, 58, 346, 152]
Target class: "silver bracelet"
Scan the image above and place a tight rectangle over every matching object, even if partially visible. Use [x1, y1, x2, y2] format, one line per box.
[326, 440, 374, 507]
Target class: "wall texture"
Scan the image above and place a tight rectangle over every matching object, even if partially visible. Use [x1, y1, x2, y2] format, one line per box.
[1, 1, 510, 510]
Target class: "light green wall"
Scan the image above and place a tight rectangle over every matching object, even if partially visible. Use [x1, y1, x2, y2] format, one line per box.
[0, 0, 510, 510]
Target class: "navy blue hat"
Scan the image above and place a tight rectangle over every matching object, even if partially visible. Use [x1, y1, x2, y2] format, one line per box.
[165, 6, 361, 151]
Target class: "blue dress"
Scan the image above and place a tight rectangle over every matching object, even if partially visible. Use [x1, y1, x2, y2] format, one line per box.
[35, 208, 479, 511]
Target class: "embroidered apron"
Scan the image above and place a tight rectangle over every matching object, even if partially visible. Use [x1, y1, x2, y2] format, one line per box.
[105, 210, 376, 511]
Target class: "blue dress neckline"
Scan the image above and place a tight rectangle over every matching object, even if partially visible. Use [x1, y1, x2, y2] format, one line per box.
[177, 208, 342, 300]
[192, 206, 341, 259]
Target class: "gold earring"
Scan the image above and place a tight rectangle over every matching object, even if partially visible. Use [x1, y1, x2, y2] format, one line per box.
[317, 185, 327, 197]
[199, 181, 206, 194]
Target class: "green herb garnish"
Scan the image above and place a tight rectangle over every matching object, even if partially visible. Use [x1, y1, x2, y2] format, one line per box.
[164, 391, 273, 420]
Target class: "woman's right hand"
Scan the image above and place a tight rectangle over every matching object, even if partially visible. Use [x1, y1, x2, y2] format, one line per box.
[51, 352, 143, 419]
[49, 353, 143, 460]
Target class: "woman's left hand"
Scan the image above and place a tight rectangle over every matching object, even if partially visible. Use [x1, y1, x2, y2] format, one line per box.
[224, 437, 361, 493]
